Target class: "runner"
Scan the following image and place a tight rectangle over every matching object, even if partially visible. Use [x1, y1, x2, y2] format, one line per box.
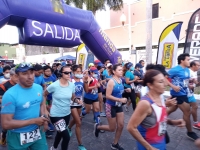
[34, 64, 46, 89]
[127, 69, 185, 150]
[188, 61, 200, 129]
[82, 67, 101, 125]
[0, 68, 18, 146]
[68, 65, 87, 150]
[44, 65, 75, 150]
[1, 63, 49, 150]
[94, 64, 127, 150]
[123, 62, 139, 110]
[0, 66, 11, 83]
[168, 53, 199, 140]
[43, 65, 57, 137]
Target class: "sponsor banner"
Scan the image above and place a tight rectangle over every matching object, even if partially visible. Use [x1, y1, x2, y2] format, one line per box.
[184, 8, 200, 61]
[76, 43, 89, 70]
[156, 22, 183, 69]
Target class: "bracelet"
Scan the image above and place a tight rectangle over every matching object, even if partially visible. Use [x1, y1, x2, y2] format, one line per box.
[41, 115, 48, 119]
[84, 81, 88, 83]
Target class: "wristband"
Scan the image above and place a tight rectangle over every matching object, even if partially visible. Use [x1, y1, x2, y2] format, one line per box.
[41, 115, 48, 119]
[84, 81, 88, 83]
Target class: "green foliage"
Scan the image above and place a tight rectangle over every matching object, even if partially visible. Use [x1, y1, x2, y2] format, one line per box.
[65, 0, 123, 14]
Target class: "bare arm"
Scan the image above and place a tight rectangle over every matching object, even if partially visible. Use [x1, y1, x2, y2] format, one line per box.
[127, 100, 154, 150]
[1, 114, 48, 130]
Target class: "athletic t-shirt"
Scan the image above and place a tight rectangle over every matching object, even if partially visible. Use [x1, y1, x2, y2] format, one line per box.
[71, 79, 83, 106]
[34, 75, 45, 86]
[124, 70, 134, 88]
[102, 69, 112, 79]
[168, 65, 190, 96]
[187, 69, 197, 97]
[1, 83, 43, 133]
[84, 78, 98, 100]
[47, 80, 75, 117]
[44, 75, 56, 100]
[0, 80, 15, 95]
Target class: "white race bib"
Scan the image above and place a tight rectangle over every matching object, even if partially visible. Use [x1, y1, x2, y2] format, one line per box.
[20, 128, 41, 145]
[158, 121, 167, 136]
[131, 83, 135, 89]
[91, 88, 98, 94]
[54, 119, 66, 132]
[183, 79, 189, 87]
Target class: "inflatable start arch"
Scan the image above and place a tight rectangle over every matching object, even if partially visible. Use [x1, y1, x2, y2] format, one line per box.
[0, 0, 122, 64]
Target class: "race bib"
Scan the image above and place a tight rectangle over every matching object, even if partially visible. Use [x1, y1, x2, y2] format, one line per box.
[130, 83, 135, 89]
[20, 128, 41, 145]
[158, 121, 167, 136]
[54, 119, 66, 132]
[91, 88, 98, 94]
[135, 85, 142, 93]
[183, 79, 189, 87]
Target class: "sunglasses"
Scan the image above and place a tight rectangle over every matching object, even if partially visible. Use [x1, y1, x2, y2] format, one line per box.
[62, 71, 71, 75]
[15, 63, 33, 69]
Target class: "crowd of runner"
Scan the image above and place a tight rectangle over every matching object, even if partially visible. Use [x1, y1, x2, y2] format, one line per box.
[0, 53, 200, 150]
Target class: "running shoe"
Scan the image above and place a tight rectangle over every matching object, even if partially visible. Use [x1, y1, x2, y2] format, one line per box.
[46, 130, 53, 138]
[78, 145, 87, 150]
[50, 146, 58, 150]
[0, 138, 6, 147]
[193, 123, 200, 130]
[100, 112, 106, 117]
[187, 132, 199, 140]
[94, 123, 100, 137]
[111, 143, 124, 150]
[48, 123, 55, 132]
[68, 127, 72, 137]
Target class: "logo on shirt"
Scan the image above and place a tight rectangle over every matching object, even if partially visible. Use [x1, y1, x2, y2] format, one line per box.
[185, 71, 189, 77]
[23, 102, 30, 108]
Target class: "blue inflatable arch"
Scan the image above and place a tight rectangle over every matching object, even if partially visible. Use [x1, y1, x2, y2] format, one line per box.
[0, 0, 122, 64]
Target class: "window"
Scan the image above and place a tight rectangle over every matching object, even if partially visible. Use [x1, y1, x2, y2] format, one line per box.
[152, 3, 159, 19]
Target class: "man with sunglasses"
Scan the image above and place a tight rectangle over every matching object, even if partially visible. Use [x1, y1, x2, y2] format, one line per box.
[1, 63, 49, 150]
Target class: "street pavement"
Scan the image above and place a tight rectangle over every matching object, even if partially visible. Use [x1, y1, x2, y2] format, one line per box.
[1, 102, 200, 150]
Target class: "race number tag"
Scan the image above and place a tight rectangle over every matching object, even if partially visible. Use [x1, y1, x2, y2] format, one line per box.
[54, 119, 66, 132]
[183, 79, 189, 87]
[91, 88, 98, 94]
[130, 83, 135, 89]
[158, 121, 167, 136]
[20, 128, 41, 145]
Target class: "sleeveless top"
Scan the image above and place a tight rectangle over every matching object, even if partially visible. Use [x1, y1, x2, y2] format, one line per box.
[138, 95, 167, 146]
[84, 77, 98, 100]
[106, 78, 124, 106]
[71, 79, 83, 106]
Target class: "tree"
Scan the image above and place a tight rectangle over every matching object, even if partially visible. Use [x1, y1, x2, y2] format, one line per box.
[65, 0, 123, 15]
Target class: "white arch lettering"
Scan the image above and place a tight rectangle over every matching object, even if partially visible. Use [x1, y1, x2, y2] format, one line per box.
[32, 21, 43, 36]
[64, 27, 73, 40]
[44, 23, 54, 38]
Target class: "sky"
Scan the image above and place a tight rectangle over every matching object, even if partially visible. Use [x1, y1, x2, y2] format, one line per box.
[0, 0, 138, 44]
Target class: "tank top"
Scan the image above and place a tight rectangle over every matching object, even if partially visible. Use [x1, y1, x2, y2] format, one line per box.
[84, 77, 98, 100]
[71, 79, 83, 106]
[138, 95, 167, 148]
[106, 78, 124, 106]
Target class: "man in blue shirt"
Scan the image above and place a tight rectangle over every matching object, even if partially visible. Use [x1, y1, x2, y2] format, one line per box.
[34, 64, 46, 89]
[43, 65, 56, 137]
[168, 53, 199, 140]
[1, 62, 48, 150]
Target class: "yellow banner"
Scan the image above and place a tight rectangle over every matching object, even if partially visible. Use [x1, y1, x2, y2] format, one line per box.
[162, 43, 174, 69]
[78, 53, 86, 67]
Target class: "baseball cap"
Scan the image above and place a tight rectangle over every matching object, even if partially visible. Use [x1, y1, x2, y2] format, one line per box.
[90, 66, 98, 73]
[61, 61, 66, 67]
[94, 60, 101, 64]
[107, 63, 112, 68]
[88, 63, 94, 67]
[15, 63, 34, 73]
